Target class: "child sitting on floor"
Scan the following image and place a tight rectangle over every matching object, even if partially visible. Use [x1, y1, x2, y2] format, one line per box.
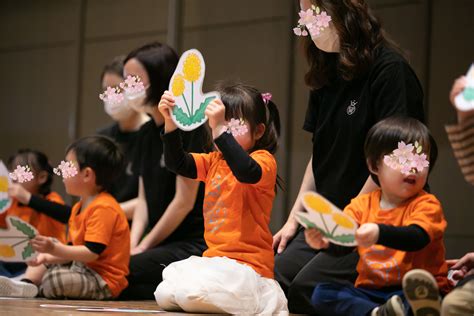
[0, 136, 130, 300]
[307, 116, 449, 316]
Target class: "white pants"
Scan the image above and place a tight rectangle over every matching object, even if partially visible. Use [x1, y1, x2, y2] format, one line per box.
[155, 256, 288, 315]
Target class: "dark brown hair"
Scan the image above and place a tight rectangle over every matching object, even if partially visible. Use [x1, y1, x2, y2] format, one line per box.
[302, 0, 403, 89]
[216, 81, 280, 155]
[364, 116, 437, 185]
[100, 55, 125, 84]
[124, 42, 178, 106]
[7, 149, 54, 196]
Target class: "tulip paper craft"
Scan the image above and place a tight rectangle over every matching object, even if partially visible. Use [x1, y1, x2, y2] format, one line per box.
[0, 161, 12, 214]
[455, 64, 474, 112]
[169, 49, 219, 131]
[0, 216, 37, 262]
[295, 191, 358, 246]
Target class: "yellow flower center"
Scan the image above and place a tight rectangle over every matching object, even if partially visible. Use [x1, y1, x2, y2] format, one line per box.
[0, 176, 8, 192]
[171, 74, 185, 96]
[304, 194, 332, 214]
[0, 244, 15, 257]
[332, 213, 355, 229]
[183, 53, 201, 82]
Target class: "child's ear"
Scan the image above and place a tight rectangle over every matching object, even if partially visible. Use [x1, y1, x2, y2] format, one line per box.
[254, 123, 266, 140]
[83, 167, 96, 184]
[366, 158, 378, 175]
[37, 171, 48, 185]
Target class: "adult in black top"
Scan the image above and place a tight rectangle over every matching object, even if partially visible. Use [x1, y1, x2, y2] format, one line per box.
[118, 42, 210, 300]
[272, 0, 426, 313]
[97, 55, 149, 219]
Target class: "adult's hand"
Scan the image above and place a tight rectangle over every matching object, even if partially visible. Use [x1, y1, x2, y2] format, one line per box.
[273, 220, 298, 254]
[449, 76, 474, 123]
[450, 252, 474, 277]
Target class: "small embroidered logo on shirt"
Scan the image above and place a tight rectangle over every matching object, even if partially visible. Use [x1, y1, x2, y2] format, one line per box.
[160, 153, 166, 168]
[347, 100, 357, 115]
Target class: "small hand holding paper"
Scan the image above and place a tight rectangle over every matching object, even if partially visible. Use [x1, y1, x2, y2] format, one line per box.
[31, 235, 56, 254]
[305, 228, 329, 250]
[158, 91, 178, 132]
[355, 223, 379, 248]
[205, 99, 226, 138]
[27, 253, 52, 267]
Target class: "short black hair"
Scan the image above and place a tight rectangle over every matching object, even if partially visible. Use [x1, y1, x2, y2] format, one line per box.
[124, 42, 179, 106]
[364, 116, 438, 185]
[7, 149, 53, 196]
[100, 55, 125, 84]
[66, 136, 124, 192]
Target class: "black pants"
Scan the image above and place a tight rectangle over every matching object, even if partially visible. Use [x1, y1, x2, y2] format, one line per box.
[119, 237, 207, 300]
[274, 227, 359, 314]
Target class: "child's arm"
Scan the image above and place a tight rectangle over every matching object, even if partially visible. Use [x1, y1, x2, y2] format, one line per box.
[356, 223, 430, 251]
[158, 91, 198, 179]
[8, 183, 71, 223]
[31, 236, 100, 263]
[206, 99, 262, 184]
[28, 253, 71, 266]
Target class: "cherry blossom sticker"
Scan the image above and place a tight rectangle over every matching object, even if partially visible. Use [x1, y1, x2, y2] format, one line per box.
[383, 141, 430, 175]
[224, 118, 249, 137]
[293, 5, 332, 38]
[9, 165, 34, 183]
[120, 75, 146, 100]
[99, 86, 124, 105]
[53, 161, 78, 179]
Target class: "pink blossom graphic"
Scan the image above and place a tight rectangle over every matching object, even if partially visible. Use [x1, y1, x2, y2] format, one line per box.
[293, 6, 332, 38]
[225, 118, 249, 137]
[9, 165, 34, 183]
[120, 75, 145, 96]
[53, 161, 78, 179]
[384, 141, 430, 175]
[99, 86, 124, 105]
[316, 11, 332, 28]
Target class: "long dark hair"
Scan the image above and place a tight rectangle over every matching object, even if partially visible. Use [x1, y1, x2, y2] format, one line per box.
[217, 82, 280, 155]
[124, 42, 179, 106]
[302, 0, 403, 89]
[7, 149, 54, 196]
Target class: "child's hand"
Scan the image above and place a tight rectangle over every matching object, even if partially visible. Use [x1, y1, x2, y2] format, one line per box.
[205, 99, 226, 135]
[31, 236, 56, 254]
[27, 253, 52, 266]
[7, 183, 32, 205]
[158, 91, 178, 132]
[355, 223, 379, 248]
[304, 228, 329, 250]
[450, 252, 474, 276]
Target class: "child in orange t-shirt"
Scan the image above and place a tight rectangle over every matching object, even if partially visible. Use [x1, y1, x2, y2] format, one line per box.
[0, 149, 66, 279]
[0, 136, 130, 299]
[306, 117, 448, 316]
[155, 83, 288, 314]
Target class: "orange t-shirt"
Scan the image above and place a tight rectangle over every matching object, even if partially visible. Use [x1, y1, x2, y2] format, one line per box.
[344, 190, 449, 293]
[68, 192, 130, 297]
[0, 192, 67, 243]
[191, 149, 276, 279]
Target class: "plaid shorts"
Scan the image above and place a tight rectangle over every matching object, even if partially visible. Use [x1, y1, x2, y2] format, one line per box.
[40, 261, 112, 300]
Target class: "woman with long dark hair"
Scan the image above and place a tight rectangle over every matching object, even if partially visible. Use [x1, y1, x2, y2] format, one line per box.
[273, 0, 426, 313]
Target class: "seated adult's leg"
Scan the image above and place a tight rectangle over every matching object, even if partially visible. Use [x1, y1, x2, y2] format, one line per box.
[442, 275, 474, 316]
[274, 228, 318, 295]
[287, 250, 359, 314]
[120, 237, 207, 300]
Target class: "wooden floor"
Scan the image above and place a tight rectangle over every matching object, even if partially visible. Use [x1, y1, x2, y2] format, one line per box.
[0, 298, 224, 315]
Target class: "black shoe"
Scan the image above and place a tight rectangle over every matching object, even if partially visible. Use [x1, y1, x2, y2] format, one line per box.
[403, 269, 441, 316]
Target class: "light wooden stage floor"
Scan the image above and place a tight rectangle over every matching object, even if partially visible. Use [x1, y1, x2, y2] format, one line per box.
[0, 298, 224, 315]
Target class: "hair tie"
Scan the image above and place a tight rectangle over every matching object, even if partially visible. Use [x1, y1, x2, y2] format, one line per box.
[261, 93, 272, 105]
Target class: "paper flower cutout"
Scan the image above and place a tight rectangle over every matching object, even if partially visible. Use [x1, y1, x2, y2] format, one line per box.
[9, 165, 34, 183]
[120, 75, 145, 96]
[53, 160, 78, 179]
[383, 141, 430, 175]
[224, 118, 249, 137]
[293, 5, 332, 38]
[99, 86, 124, 105]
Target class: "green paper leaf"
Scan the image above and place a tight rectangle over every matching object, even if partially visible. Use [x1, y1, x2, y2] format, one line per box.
[331, 234, 356, 244]
[22, 243, 34, 260]
[192, 96, 215, 122]
[173, 106, 193, 126]
[10, 218, 36, 238]
[0, 198, 9, 211]
[464, 87, 474, 101]
[296, 215, 317, 229]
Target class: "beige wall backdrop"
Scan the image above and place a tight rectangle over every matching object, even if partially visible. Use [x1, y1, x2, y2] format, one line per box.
[1, 0, 473, 258]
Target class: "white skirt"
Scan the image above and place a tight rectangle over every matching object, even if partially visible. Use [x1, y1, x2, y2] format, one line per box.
[154, 256, 288, 315]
